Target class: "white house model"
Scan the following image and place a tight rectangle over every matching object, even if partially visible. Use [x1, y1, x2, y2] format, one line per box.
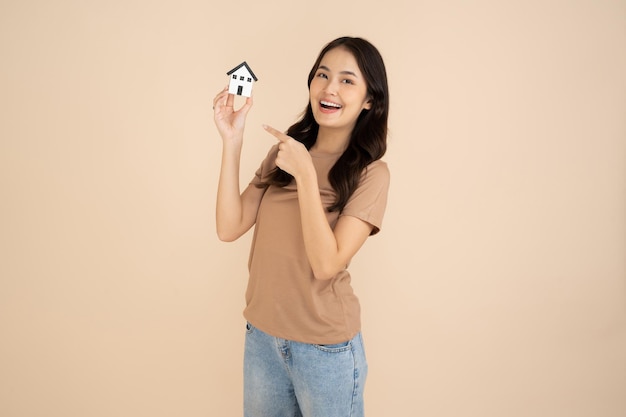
[227, 61, 258, 97]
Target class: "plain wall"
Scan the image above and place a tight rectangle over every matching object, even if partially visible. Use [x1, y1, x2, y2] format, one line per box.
[1, 0, 625, 416]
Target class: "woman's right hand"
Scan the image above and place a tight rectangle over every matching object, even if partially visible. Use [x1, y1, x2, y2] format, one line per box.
[213, 86, 253, 142]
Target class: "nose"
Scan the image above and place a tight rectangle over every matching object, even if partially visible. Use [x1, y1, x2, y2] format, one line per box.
[323, 79, 339, 96]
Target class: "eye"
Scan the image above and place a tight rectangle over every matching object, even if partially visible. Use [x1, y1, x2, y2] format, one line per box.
[342, 79, 355, 85]
[316, 72, 328, 79]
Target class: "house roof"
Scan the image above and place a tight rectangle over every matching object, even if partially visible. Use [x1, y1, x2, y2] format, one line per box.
[226, 61, 258, 81]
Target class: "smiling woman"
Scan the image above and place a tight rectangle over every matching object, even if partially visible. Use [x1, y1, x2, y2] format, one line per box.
[2, 2, 625, 416]
[212, 36, 390, 417]
[264, 37, 389, 213]
[309, 49, 372, 138]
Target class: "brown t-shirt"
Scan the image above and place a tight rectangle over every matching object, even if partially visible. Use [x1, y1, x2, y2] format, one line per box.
[243, 144, 390, 344]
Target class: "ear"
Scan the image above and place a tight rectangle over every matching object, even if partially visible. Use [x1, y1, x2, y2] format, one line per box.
[363, 97, 373, 110]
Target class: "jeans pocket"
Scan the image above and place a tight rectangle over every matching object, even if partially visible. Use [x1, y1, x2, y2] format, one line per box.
[313, 339, 352, 353]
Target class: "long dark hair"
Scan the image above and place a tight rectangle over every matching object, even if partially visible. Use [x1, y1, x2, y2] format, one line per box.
[262, 36, 389, 212]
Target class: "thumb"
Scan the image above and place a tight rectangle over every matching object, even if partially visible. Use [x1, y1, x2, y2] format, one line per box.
[239, 95, 253, 117]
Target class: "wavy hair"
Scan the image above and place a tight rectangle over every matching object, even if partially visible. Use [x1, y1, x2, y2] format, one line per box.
[261, 36, 389, 212]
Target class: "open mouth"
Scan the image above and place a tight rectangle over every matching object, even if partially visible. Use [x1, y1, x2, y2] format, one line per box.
[320, 100, 342, 110]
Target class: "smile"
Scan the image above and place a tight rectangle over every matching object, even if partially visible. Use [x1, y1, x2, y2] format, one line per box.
[320, 100, 342, 109]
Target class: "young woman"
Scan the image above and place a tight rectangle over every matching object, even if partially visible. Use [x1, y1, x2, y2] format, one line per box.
[213, 36, 390, 417]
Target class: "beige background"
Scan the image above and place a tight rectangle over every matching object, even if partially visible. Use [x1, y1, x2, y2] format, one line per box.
[1, 0, 625, 416]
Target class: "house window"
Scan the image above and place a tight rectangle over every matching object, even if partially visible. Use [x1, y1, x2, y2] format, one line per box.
[240, 76, 244, 80]
[247, 77, 252, 82]
[232, 75, 236, 79]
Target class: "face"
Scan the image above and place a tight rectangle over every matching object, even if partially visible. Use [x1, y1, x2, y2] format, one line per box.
[309, 47, 371, 135]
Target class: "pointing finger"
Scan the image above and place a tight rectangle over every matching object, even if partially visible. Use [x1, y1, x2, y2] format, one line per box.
[262, 124, 289, 142]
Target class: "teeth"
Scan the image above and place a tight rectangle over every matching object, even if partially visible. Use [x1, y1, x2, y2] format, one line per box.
[321, 100, 342, 108]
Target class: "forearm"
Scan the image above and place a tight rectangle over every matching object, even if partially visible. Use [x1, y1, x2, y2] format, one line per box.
[295, 169, 342, 280]
[216, 140, 244, 241]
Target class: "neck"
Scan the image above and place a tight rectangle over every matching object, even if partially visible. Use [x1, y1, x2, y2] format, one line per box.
[311, 126, 351, 154]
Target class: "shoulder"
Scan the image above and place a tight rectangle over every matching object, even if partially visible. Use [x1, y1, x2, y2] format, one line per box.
[265, 144, 279, 158]
[259, 144, 279, 168]
[365, 159, 389, 174]
[251, 144, 279, 184]
[360, 159, 390, 185]
[341, 159, 390, 235]
[347, 159, 390, 199]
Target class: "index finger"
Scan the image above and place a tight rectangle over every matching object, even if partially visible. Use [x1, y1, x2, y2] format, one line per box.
[262, 124, 289, 142]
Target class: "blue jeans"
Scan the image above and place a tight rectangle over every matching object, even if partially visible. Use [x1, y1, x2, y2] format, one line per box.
[244, 322, 368, 417]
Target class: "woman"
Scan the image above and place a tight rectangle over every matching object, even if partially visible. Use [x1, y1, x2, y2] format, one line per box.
[213, 36, 390, 417]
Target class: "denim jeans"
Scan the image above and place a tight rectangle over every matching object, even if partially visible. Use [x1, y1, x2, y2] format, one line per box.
[243, 322, 368, 417]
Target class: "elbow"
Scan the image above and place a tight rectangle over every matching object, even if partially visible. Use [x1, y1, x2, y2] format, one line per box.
[216, 229, 239, 242]
[313, 272, 333, 281]
[311, 265, 341, 281]
[216, 217, 252, 242]
[218, 234, 236, 243]
[310, 255, 349, 280]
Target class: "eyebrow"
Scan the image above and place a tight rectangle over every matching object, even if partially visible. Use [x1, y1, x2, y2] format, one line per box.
[318, 65, 358, 77]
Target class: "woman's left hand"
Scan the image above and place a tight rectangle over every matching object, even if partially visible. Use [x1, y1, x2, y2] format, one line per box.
[263, 124, 313, 180]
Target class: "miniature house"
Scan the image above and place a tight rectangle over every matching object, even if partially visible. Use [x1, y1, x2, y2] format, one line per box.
[227, 61, 258, 97]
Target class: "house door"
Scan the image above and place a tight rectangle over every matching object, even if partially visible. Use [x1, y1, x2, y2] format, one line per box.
[237, 85, 243, 95]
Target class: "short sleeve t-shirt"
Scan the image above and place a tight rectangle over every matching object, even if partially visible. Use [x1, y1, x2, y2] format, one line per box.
[243, 144, 390, 344]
